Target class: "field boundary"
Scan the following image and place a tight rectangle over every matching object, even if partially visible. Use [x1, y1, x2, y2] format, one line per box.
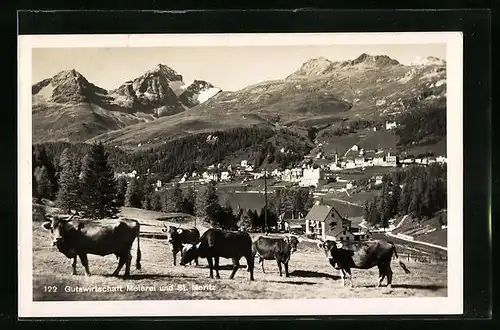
[386, 232, 447, 251]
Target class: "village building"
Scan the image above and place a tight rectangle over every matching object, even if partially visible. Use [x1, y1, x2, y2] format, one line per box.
[354, 157, 365, 167]
[385, 152, 399, 167]
[240, 160, 248, 167]
[373, 156, 385, 166]
[374, 175, 383, 186]
[299, 167, 324, 187]
[385, 121, 397, 130]
[305, 203, 371, 242]
[345, 160, 356, 169]
[436, 156, 447, 163]
[329, 162, 341, 171]
[220, 171, 231, 181]
[305, 204, 352, 240]
[278, 211, 306, 234]
[350, 144, 359, 152]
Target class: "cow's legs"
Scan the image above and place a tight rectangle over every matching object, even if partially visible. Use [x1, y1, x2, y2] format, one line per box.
[124, 250, 132, 277]
[378, 264, 387, 287]
[386, 265, 393, 289]
[172, 250, 178, 266]
[345, 268, 353, 287]
[276, 258, 283, 277]
[213, 256, 221, 279]
[112, 253, 127, 276]
[194, 257, 199, 266]
[229, 257, 240, 279]
[284, 261, 289, 277]
[259, 257, 265, 273]
[244, 255, 255, 281]
[207, 257, 214, 278]
[79, 254, 91, 276]
[340, 269, 346, 286]
[71, 257, 78, 275]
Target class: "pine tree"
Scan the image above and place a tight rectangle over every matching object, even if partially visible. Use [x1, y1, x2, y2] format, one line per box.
[116, 177, 128, 207]
[237, 210, 253, 231]
[182, 186, 195, 215]
[398, 180, 412, 215]
[125, 177, 142, 208]
[55, 148, 81, 212]
[33, 146, 58, 198]
[150, 191, 163, 211]
[32, 172, 39, 199]
[164, 183, 184, 213]
[409, 177, 425, 219]
[34, 166, 52, 200]
[141, 180, 155, 210]
[195, 181, 219, 223]
[223, 199, 234, 217]
[79, 142, 119, 219]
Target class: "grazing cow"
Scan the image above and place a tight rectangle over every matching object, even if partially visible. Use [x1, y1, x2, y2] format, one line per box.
[42, 214, 142, 277]
[252, 235, 299, 277]
[317, 239, 411, 288]
[162, 225, 200, 266]
[180, 228, 255, 281]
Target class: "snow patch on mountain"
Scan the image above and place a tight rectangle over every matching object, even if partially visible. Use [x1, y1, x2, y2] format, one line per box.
[198, 87, 222, 104]
[410, 56, 446, 66]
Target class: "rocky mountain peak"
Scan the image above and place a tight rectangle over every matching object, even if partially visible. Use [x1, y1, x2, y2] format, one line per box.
[145, 64, 183, 82]
[346, 53, 400, 67]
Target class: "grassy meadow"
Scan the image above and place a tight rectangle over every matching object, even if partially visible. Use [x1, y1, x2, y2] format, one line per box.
[32, 208, 447, 301]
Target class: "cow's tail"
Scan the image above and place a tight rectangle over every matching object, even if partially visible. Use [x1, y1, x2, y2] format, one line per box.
[392, 243, 410, 274]
[135, 223, 142, 270]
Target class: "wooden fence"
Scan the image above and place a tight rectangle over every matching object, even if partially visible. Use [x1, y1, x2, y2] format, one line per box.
[394, 252, 447, 264]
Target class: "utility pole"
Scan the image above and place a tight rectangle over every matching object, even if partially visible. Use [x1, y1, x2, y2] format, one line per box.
[264, 167, 268, 235]
[193, 180, 197, 227]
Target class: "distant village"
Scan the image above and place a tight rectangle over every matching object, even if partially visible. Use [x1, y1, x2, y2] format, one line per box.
[116, 121, 447, 194]
[111, 120, 447, 243]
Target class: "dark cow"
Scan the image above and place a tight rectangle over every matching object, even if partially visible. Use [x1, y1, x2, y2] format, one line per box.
[318, 239, 411, 288]
[252, 235, 299, 277]
[180, 228, 255, 281]
[42, 214, 142, 277]
[162, 225, 200, 266]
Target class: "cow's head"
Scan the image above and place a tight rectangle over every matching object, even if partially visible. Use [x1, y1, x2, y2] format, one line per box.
[162, 225, 184, 246]
[41, 213, 76, 247]
[180, 242, 200, 266]
[285, 235, 300, 254]
[317, 240, 340, 260]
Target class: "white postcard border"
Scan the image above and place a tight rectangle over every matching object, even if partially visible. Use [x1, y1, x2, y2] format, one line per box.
[18, 32, 463, 318]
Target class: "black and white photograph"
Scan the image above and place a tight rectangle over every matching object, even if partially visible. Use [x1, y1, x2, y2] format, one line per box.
[18, 32, 463, 317]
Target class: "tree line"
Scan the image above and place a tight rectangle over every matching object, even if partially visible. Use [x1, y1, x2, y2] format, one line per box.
[395, 107, 446, 147]
[33, 126, 312, 185]
[33, 140, 315, 231]
[364, 163, 447, 227]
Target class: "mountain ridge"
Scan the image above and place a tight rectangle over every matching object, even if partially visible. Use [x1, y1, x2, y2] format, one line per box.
[33, 54, 446, 148]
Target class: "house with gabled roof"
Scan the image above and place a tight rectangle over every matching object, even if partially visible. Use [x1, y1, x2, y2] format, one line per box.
[305, 204, 352, 239]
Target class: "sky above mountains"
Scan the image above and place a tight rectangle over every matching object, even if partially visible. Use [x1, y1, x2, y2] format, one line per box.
[32, 44, 446, 92]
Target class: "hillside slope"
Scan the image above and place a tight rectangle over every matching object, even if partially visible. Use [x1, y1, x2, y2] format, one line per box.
[32, 65, 221, 143]
[89, 54, 446, 151]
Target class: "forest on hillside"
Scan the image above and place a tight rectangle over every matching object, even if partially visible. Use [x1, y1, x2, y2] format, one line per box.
[364, 163, 447, 228]
[33, 126, 312, 184]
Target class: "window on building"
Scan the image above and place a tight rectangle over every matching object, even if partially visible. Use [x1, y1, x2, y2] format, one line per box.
[346, 237, 350, 241]
[340, 236, 344, 241]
